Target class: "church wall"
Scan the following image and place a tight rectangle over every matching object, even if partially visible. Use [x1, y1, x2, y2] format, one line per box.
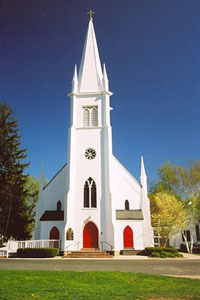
[40, 221, 64, 241]
[35, 165, 67, 241]
[111, 156, 141, 210]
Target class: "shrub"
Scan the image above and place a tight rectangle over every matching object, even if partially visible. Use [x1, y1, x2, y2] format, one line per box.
[151, 252, 160, 258]
[17, 248, 59, 258]
[139, 246, 181, 258]
[160, 251, 169, 258]
[176, 253, 183, 257]
[167, 252, 176, 258]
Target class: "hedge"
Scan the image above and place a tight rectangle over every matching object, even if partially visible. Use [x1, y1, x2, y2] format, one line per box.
[139, 246, 182, 257]
[17, 248, 59, 258]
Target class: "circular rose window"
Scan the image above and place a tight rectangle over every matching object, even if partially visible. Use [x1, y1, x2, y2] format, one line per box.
[84, 148, 96, 160]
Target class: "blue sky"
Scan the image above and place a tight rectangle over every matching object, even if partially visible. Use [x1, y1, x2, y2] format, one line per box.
[1, 0, 200, 185]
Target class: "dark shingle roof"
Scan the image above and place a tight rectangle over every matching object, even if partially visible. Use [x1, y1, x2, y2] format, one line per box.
[40, 210, 64, 221]
[116, 210, 143, 220]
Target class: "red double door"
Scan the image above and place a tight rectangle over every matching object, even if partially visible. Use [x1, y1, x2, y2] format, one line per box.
[83, 222, 98, 248]
[123, 226, 134, 248]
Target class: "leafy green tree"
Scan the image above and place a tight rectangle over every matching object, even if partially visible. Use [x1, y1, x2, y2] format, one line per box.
[0, 103, 32, 244]
[25, 176, 40, 233]
[149, 161, 180, 197]
[150, 192, 186, 246]
[150, 160, 200, 252]
[175, 161, 200, 252]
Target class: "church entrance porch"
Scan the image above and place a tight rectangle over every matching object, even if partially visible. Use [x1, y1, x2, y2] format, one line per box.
[83, 222, 98, 249]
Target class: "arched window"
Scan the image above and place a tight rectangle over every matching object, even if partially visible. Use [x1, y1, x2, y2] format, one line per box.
[196, 224, 200, 241]
[82, 106, 98, 127]
[125, 200, 129, 210]
[57, 201, 61, 211]
[91, 181, 97, 208]
[91, 107, 98, 127]
[66, 228, 74, 240]
[84, 181, 89, 208]
[83, 108, 89, 127]
[83, 177, 97, 208]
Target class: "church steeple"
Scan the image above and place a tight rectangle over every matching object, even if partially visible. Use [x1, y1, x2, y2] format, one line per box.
[78, 19, 103, 93]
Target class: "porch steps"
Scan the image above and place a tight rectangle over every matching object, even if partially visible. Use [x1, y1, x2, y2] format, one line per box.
[63, 248, 113, 258]
[120, 249, 141, 255]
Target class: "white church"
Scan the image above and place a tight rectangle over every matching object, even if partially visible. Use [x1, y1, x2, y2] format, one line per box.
[34, 16, 154, 256]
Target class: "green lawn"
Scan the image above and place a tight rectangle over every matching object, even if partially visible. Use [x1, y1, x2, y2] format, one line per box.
[0, 270, 199, 300]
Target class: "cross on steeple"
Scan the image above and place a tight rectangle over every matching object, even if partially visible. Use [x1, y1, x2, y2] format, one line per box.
[87, 10, 95, 21]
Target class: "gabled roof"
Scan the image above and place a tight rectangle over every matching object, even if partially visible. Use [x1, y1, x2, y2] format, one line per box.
[40, 210, 64, 221]
[43, 163, 67, 190]
[116, 210, 143, 220]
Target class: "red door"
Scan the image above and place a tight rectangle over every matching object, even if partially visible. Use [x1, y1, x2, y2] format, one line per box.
[123, 226, 133, 248]
[83, 222, 98, 248]
[49, 226, 59, 240]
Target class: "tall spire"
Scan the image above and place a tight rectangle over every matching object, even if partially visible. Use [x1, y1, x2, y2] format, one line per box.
[140, 156, 148, 197]
[78, 19, 103, 93]
[72, 64, 78, 93]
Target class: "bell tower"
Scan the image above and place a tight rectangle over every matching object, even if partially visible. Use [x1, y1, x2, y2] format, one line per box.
[63, 16, 114, 250]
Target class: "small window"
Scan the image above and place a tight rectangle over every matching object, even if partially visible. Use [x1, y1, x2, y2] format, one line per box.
[83, 177, 97, 208]
[125, 200, 129, 210]
[66, 228, 74, 240]
[57, 201, 61, 211]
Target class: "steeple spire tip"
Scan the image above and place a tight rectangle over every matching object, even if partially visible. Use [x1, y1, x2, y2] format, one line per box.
[87, 10, 95, 21]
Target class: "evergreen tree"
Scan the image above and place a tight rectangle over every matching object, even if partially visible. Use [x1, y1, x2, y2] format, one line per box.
[0, 103, 32, 244]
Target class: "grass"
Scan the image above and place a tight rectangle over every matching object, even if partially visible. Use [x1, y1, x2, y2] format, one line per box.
[0, 270, 200, 300]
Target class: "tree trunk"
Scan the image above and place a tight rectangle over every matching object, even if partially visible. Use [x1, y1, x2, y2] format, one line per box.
[190, 225, 195, 253]
[181, 230, 190, 253]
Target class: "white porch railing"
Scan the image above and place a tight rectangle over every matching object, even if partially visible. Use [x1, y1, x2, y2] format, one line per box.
[100, 241, 113, 251]
[1, 239, 60, 258]
[64, 241, 80, 252]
